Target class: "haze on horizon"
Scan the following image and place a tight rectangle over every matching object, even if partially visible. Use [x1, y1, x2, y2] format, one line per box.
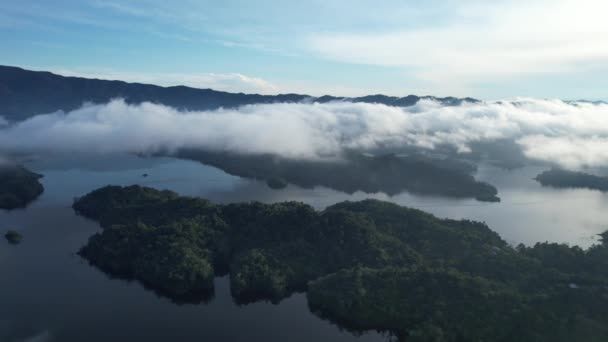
[1, 0, 608, 100]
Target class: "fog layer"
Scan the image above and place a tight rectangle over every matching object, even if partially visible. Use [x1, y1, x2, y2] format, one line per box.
[1, 98, 607, 169]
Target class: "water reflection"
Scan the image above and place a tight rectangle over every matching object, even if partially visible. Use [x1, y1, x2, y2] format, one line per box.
[203, 162, 607, 248]
[2, 154, 608, 341]
[0, 155, 384, 342]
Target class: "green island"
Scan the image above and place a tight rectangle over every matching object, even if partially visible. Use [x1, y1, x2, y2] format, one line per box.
[535, 168, 608, 191]
[0, 165, 44, 210]
[4, 230, 23, 244]
[74, 185, 608, 341]
[177, 150, 500, 202]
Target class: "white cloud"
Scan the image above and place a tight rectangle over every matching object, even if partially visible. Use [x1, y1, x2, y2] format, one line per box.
[307, 0, 608, 86]
[0, 99, 339, 159]
[3, 98, 608, 169]
[518, 136, 608, 170]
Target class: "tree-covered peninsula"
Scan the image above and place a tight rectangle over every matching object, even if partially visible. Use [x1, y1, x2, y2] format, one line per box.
[178, 150, 500, 202]
[74, 185, 608, 341]
[0, 165, 44, 210]
[535, 168, 608, 191]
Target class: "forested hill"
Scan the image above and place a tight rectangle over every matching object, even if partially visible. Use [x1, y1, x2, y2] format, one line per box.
[0, 65, 477, 121]
[74, 185, 608, 341]
[0, 165, 44, 210]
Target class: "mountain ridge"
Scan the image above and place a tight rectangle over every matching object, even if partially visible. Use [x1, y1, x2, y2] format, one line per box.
[0, 65, 478, 121]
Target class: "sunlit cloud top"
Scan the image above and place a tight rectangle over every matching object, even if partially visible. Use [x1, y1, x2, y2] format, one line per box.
[3, 98, 608, 170]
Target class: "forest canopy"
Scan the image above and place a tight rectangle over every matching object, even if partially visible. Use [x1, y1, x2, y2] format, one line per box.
[535, 168, 608, 192]
[178, 150, 500, 202]
[74, 185, 608, 341]
[0, 165, 44, 210]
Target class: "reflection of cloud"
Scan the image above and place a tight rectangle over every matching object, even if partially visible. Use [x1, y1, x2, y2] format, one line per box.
[3, 98, 608, 169]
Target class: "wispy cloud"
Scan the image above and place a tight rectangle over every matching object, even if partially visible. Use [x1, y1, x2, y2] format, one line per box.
[87, 0, 608, 95]
[4, 0, 608, 98]
[307, 0, 608, 86]
[0, 2, 125, 30]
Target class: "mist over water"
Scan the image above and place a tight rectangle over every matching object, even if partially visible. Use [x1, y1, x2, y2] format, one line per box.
[2, 98, 608, 169]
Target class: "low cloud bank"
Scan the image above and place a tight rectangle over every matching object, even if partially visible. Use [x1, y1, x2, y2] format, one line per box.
[1, 98, 608, 169]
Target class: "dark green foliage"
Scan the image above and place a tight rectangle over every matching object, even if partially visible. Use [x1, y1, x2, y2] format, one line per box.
[74, 185, 608, 341]
[0, 165, 44, 210]
[308, 267, 524, 341]
[308, 265, 608, 342]
[230, 249, 290, 303]
[79, 220, 216, 299]
[75, 187, 424, 302]
[535, 168, 608, 191]
[307, 239, 608, 341]
[4, 230, 22, 244]
[178, 150, 500, 202]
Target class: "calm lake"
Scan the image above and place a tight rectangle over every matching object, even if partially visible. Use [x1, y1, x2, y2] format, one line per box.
[2, 154, 607, 342]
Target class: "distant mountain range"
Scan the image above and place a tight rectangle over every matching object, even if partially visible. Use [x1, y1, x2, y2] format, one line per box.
[0, 65, 478, 121]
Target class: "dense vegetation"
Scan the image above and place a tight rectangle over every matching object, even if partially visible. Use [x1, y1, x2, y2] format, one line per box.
[535, 168, 608, 191]
[0, 165, 44, 210]
[4, 230, 22, 244]
[0, 65, 476, 121]
[74, 185, 608, 341]
[179, 150, 500, 202]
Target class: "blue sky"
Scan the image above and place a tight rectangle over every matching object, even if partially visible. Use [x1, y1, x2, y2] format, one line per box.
[1, 0, 607, 99]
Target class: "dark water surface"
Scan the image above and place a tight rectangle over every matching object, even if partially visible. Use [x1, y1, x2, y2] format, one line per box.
[2, 154, 607, 341]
